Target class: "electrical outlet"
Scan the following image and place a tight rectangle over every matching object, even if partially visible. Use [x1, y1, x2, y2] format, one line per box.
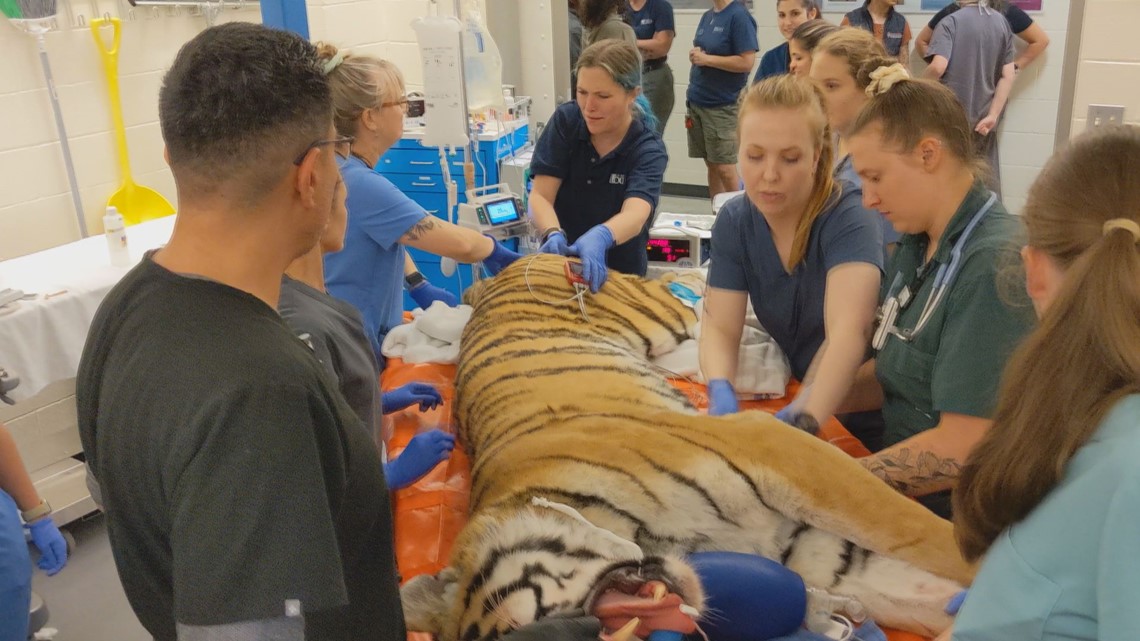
[1088, 104, 1126, 129]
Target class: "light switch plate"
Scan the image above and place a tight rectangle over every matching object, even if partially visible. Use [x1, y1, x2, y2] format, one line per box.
[1088, 104, 1125, 129]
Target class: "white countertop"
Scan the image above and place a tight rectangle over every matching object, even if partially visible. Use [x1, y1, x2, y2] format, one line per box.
[0, 216, 177, 403]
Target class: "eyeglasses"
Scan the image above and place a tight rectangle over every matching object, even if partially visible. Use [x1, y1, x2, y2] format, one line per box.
[293, 134, 355, 166]
[380, 97, 409, 112]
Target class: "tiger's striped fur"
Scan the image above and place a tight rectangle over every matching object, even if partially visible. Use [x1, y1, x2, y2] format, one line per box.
[402, 255, 973, 641]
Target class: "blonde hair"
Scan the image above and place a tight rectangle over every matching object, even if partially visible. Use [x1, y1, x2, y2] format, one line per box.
[315, 42, 404, 137]
[790, 19, 839, 53]
[737, 75, 838, 267]
[953, 126, 1140, 562]
[849, 58, 987, 180]
[816, 27, 887, 90]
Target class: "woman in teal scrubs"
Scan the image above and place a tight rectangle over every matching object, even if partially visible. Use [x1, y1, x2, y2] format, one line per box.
[842, 66, 1035, 517]
[946, 128, 1140, 641]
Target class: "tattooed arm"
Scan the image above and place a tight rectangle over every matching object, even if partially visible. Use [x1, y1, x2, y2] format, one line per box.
[401, 215, 495, 263]
[860, 413, 991, 497]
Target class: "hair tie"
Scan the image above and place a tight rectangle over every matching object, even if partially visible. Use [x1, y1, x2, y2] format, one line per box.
[1102, 218, 1140, 242]
[865, 63, 910, 97]
[322, 51, 347, 76]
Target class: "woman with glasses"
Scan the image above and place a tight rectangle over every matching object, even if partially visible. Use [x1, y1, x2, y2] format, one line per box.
[315, 43, 519, 359]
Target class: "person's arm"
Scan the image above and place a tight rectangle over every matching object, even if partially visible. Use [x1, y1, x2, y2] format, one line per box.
[915, 25, 934, 59]
[601, 198, 654, 244]
[838, 358, 884, 414]
[0, 422, 41, 512]
[798, 263, 880, 424]
[859, 412, 990, 496]
[924, 54, 948, 79]
[1097, 470, 1140, 640]
[698, 287, 749, 384]
[924, 19, 954, 68]
[639, 30, 675, 59]
[975, 62, 1015, 135]
[400, 216, 495, 263]
[1013, 22, 1049, 71]
[528, 175, 564, 236]
[898, 22, 912, 66]
[691, 49, 756, 73]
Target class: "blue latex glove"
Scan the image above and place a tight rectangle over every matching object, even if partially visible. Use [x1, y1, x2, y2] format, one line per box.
[27, 517, 67, 576]
[482, 235, 522, 276]
[382, 382, 443, 414]
[382, 429, 456, 489]
[539, 230, 570, 256]
[688, 551, 806, 641]
[946, 589, 968, 615]
[707, 379, 739, 416]
[567, 224, 614, 293]
[408, 280, 459, 309]
[774, 405, 797, 423]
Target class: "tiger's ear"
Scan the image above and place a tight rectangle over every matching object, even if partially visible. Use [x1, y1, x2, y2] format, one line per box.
[401, 567, 459, 634]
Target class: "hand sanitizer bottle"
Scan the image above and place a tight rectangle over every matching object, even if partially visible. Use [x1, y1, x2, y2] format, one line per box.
[104, 206, 131, 267]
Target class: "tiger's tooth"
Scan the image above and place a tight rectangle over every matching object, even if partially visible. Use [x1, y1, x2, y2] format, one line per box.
[652, 584, 667, 602]
[609, 617, 641, 641]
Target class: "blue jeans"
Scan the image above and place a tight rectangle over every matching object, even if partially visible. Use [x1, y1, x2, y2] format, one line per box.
[0, 490, 31, 641]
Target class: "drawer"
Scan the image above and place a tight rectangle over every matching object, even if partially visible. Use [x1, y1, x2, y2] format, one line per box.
[408, 192, 451, 221]
[386, 172, 448, 193]
[378, 148, 448, 171]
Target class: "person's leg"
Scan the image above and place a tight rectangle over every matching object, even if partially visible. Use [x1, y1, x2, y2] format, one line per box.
[705, 161, 726, 197]
[706, 103, 741, 199]
[0, 491, 32, 641]
[642, 65, 675, 136]
[975, 130, 1002, 199]
[710, 164, 740, 199]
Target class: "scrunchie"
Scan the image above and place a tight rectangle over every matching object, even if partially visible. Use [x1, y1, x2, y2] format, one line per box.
[865, 63, 911, 97]
[322, 51, 347, 76]
[1103, 218, 1140, 243]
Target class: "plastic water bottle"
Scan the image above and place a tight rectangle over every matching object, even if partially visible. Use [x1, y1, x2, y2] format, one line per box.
[104, 206, 130, 267]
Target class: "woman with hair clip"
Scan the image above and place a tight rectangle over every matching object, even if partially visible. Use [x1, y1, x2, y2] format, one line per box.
[787, 20, 840, 78]
[941, 127, 1140, 641]
[754, 0, 822, 83]
[841, 65, 1036, 518]
[530, 39, 668, 293]
[315, 44, 520, 360]
[699, 74, 884, 436]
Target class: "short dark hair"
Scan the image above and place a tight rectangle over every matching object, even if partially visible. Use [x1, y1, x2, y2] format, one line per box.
[159, 23, 332, 204]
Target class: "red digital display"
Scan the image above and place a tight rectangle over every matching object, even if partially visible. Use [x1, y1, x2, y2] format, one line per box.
[646, 237, 692, 263]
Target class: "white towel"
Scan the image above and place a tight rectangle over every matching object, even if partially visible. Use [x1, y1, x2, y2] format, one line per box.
[381, 301, 472, 364]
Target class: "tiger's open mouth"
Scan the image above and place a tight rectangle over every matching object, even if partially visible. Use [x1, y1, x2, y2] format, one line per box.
[585, 559, 700, 640]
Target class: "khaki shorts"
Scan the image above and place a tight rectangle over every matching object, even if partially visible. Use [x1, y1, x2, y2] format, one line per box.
[686, 102, 739, 165]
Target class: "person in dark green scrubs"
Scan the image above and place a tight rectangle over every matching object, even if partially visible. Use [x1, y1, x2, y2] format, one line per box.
[841, 65, 1035, 518]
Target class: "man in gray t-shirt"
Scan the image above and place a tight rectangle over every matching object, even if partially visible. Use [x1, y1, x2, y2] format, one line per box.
[924, 2, 1015, 197]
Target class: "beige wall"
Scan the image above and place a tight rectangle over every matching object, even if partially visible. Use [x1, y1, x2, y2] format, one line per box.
[663, 2, 1072, 214]
[1070, 0, 1140, 136]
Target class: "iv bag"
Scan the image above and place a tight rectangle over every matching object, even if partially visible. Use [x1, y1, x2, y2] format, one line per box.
[412, 16, 469, 148]
[461, 7, 506, 111]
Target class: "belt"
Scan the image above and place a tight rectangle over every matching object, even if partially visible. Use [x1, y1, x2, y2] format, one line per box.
[643, 57, 667, 72]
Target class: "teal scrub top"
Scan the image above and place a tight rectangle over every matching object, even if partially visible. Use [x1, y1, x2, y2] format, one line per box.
[875, 182, 1035, 446]
[954, 395, 1140, 641]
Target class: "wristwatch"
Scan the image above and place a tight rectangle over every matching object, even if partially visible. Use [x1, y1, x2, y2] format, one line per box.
[792, 414, 821, 436]
[21, 499, 52, 523]
[540, 227, 565, 243]
[404, 271, 426, 289]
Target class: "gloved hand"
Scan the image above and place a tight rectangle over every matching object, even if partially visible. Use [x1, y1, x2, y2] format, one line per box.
[688, 551, 806, 641]
[408, 280, 459, 309]
[707, 379, 739, 416]
[383, 429, 456, 489]
[27, 517, 67, 576]
[567, 224, 614, 293]
[482, 235, 522, 276]
[946, 589, 968, 615]
[500, 614, 601, 640]
[382, 382, 443, 414]
[774, 405, 797, 423]
[539, 230, 570, 256]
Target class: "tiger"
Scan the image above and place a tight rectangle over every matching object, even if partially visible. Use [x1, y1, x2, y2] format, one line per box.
[401, 254, 973, 641]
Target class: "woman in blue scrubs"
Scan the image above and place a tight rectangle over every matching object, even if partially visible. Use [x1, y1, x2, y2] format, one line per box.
[700, 75, 884, 435]
[530, 39, 668, 293]
[947, 128, 1140, 641]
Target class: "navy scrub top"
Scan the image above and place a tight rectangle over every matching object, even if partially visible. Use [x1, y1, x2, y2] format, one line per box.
[530, 101, 668, 276]
[687, 0, 759, 107]
[630, 0, 676, 42]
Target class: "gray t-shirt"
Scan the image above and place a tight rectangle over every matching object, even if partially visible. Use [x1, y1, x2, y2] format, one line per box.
[926, 5, 1014, 124]
[582, 14, 637, 50]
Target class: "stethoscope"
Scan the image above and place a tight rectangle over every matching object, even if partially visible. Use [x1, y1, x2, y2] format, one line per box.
[871, 192, 998, 351]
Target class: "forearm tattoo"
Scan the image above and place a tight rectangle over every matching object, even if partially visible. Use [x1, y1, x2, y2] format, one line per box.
[403, 217, 437, 242]
[860, 448, 963, 497]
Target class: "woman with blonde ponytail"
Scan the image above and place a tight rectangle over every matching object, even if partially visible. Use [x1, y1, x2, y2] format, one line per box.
[946, 126, 1140, 641]
[700, 74, 884, 436]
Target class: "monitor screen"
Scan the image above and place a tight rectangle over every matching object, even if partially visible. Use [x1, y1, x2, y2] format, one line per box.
[646, 237, 692, 263]
[485, 198, 522, 225]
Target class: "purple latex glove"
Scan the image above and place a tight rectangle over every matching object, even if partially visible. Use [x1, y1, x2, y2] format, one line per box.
[567, 224, 614, 293]
[482, 235, 522, 276]
[946, 589, 968, 615]
[382, 382, 443, 414]
[539, 230, 570, 256]
[408, 279, 458, 309]
[383, 429, 456, 489]
[707, 379, 739, 416]
[27, 517, 67, 576]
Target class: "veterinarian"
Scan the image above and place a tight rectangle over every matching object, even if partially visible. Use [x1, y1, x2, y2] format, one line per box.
[319, 43, 519, 359]
[531, 39, 668, 293]
[76, 24, 406, 640]
[700, 75, 884, 437]
[841, 66, 1035, 518]
[946, 127, 1140, 641]
[279, 167, 456, 491]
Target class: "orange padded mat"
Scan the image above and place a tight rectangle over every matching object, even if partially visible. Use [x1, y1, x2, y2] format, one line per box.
[380, 358, 927, 641]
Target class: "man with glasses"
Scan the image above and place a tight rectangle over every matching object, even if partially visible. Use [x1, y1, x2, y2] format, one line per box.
[76, 24, 405, 641]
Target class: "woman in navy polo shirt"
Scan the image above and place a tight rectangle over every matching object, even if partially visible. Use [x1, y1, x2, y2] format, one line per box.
[700, 75, 883, 439]
[530, 39, 668, 293]
[629, 0, 676, 134]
